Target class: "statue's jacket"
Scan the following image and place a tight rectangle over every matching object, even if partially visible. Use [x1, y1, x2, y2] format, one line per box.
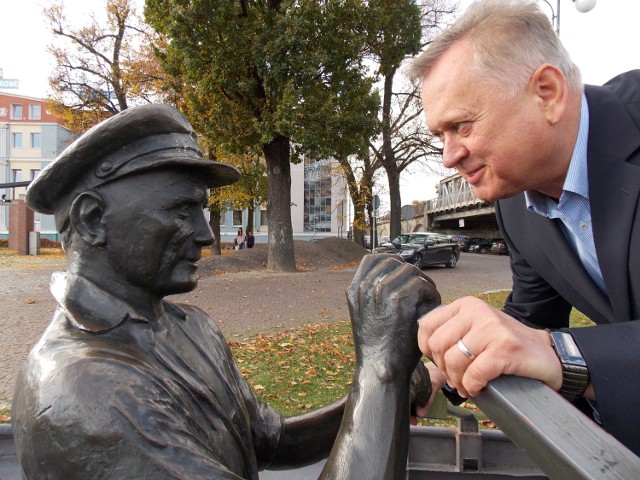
[13, 272, 282, 479]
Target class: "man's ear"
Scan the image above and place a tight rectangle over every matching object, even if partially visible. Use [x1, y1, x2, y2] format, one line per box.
[530, 64, 567, 125]
[69, 191, 106, 246]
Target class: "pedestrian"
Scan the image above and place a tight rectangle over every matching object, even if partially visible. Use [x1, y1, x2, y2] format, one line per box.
[245, 228, 255, 248]
[409, 0, 640, 456]
[12, 103, 438, 479]
[236, 226, 245, 250]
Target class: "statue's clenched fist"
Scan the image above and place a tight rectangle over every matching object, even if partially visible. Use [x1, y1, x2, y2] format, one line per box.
[347, 254, 441, 376]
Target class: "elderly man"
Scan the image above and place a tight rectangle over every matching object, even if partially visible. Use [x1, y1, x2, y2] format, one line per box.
[13, 104, 439, 479]
[410, 0, 640, 455]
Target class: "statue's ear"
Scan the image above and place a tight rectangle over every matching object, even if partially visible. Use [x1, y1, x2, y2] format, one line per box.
[69, 191, 106, 246]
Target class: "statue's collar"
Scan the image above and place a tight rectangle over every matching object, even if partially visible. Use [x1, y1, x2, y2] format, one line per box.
[50, 272, 186, 333]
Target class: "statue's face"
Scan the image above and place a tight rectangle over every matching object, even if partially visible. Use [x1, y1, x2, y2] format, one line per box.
[99, 169, 213, 297]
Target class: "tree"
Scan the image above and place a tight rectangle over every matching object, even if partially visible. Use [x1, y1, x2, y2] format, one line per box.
[205, 149, 268, 255]
[370, 80, 443, 239]
[45, 0, 164, 133]
[365, 0, 454, 240]
[145, 0, 379, 272]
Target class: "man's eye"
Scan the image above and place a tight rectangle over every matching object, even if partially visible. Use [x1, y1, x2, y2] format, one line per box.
[455, 122, 471, 135]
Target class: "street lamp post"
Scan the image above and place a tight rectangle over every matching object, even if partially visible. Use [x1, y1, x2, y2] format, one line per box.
[539, 0, 597, 35]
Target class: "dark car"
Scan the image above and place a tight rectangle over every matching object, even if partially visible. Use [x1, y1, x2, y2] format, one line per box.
[469, 237, 504, 254]
[461, 237, 486, 252]
[374, 232, 460, 268]
[448, 234, 469, 249]
[490, 239, 509, 255]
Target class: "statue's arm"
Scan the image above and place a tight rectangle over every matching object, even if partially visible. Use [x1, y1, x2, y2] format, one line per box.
[319, 255, 440, 480]
[266, 396, 347, 469]
[253, 255, 439, 476]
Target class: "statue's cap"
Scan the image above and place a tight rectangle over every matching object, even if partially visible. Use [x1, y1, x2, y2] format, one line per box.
[26, 104, 239, 214]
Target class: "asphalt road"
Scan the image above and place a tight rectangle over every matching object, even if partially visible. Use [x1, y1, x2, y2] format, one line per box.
[418, 251, 512, 302]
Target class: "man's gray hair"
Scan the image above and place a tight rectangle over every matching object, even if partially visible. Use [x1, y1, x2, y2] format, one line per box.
[407, 0, 582, 98]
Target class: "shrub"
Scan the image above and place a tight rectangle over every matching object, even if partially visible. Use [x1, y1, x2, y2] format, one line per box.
[40, 238, 62, 249]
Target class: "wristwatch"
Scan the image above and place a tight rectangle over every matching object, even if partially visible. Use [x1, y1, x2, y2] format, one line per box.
[549, 329, 590, 401]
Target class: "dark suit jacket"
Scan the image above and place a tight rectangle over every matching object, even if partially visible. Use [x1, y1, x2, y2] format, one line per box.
[496, 70, 640, 456]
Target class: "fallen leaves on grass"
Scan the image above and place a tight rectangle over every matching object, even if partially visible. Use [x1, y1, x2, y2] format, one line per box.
[228, 321, 354, 415]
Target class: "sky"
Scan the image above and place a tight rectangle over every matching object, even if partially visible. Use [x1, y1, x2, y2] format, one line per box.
[2, 0, 639, 206]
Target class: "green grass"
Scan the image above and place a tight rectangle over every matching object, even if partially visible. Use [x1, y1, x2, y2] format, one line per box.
[478, 290, 595, 328]
[229, 322, 354, 415]
[231, 290, 595, 421]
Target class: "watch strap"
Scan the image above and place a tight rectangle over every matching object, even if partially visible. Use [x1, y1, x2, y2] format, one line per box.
[549, 330, 590, 401]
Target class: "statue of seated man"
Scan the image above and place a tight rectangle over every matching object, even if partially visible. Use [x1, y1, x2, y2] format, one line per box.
[12, 104, 440, 479]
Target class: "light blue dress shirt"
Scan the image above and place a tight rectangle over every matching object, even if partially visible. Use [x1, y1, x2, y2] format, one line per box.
[525, 94, 607, 294]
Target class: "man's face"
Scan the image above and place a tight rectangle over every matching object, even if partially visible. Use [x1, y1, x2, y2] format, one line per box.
[420, 40, 557, 201]
[99, 169, 213, 297]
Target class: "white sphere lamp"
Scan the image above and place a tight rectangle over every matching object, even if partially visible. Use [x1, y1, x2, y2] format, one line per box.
[573, 0, 596, 13]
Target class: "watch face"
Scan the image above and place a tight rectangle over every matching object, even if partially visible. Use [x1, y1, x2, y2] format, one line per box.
[552, 332, 587, 367]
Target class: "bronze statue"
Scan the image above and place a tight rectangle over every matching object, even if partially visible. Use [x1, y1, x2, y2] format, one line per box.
[12, 104, 440, 479]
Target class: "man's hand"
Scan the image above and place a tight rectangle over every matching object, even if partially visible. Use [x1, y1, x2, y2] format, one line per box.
[412, 362, 448, 421]
[417, 296, 562, 398]
[347, 254, 441, 377]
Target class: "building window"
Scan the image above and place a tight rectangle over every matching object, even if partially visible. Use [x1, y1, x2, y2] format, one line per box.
[29, 104, 42, 120]
[10, 104, 23, 120]
[30, 169, 40, 180]
[12, 132, 22, 148]
[30, 133, 41, 148]
[260, 209, 268, 226]
[304, 157, 332, 232]
[12, 169, 22, 182]
[233, 210, 243, 226]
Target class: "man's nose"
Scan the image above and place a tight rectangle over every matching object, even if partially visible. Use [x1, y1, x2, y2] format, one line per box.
[442, 138, 469, 169]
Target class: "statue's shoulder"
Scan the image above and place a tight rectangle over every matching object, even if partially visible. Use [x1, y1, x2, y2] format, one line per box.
[167, 301, 224, 335]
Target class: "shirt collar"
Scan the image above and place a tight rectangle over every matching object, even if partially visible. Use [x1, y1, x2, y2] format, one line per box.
[525, 93, 590, 215]
[50, 271, 186, 333]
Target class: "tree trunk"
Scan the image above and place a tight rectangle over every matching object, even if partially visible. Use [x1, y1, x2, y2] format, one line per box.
[208, 204, 222, 256]
[246, 201, 255, 234]
[379, 69, 404, 241]
[263, 135, 296, 272]
[388, 169, 402, 239]
[337, 156, 369, 248]
[352, 206, 366, 247]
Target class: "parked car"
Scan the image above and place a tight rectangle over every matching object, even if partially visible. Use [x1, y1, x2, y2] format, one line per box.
[448, 234, 469, 249]
[469, 237, 504, 254]
[490, 239, 509, 255]
[461, 237, 487, 252]
[374, 232, 460, 268]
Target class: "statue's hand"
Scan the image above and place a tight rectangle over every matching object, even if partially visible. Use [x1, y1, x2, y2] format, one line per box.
[347, 254, 441, 377]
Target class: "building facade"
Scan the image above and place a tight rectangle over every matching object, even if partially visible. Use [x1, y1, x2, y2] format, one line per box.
[0, 93, 71, 238]
[219, 156, 351, 245]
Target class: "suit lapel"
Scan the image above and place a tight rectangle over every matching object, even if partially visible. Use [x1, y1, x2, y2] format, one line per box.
[527, 209, 614, 323]
[586, 82, 640, 322]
